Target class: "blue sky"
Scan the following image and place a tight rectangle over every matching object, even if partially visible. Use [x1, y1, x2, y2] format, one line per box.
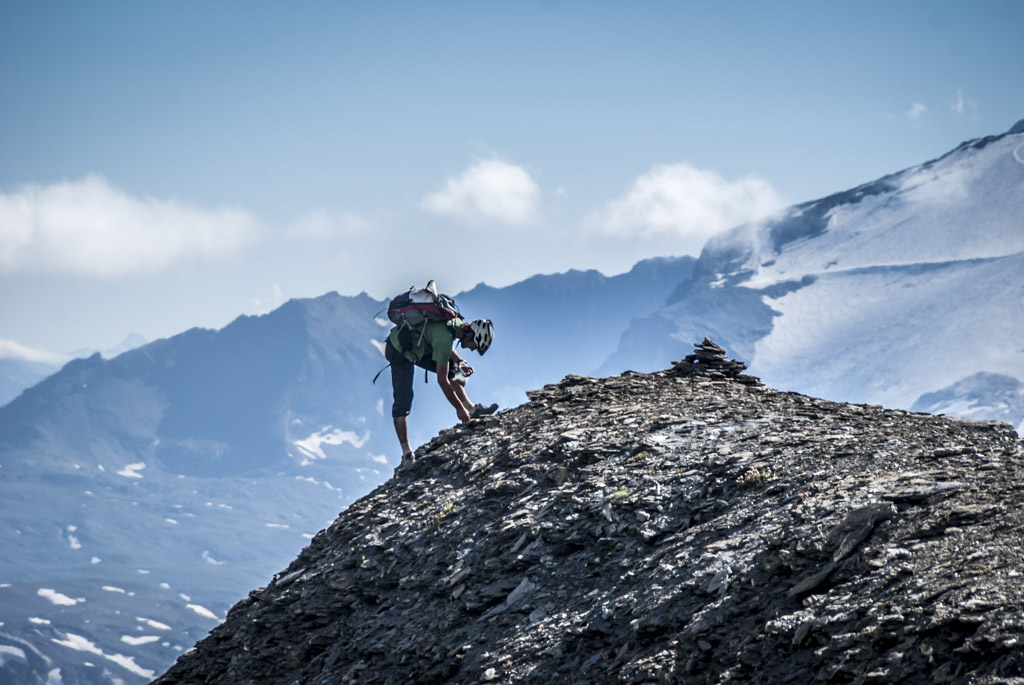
[1, 0, 1022, 357]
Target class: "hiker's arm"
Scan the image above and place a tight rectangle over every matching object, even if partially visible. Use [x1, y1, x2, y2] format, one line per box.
[436, 361, 472, 423]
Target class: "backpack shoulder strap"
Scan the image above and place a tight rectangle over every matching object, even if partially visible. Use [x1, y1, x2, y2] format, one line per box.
[371, 362, 391, 384]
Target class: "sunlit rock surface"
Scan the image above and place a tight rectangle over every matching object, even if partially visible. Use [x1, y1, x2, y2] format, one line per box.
[156, 343, 1024, 684]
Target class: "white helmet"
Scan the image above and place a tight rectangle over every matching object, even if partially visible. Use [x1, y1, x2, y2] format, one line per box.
[467, 319, 494, 355]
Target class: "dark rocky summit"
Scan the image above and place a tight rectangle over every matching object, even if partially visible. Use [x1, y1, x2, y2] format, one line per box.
[155, 342, 1024, 684]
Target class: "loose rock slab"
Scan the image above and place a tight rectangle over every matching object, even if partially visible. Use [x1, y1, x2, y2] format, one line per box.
[155, 343, 1024, 685]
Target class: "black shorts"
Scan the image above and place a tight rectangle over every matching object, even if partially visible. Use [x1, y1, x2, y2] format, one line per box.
[385, 339, 456, 418]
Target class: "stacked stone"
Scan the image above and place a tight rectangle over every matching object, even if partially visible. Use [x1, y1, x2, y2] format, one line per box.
[673, 337, 760, 384]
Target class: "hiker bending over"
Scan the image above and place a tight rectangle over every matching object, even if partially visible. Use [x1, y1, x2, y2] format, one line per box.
[386, 317, 496, 465]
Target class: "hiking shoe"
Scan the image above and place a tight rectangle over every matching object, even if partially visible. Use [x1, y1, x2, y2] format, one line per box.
[471, 403, 498, 419]
[400, 450, 416, 467]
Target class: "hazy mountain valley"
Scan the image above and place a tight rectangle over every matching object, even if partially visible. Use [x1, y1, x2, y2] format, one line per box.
[1, 122, 1022, 684]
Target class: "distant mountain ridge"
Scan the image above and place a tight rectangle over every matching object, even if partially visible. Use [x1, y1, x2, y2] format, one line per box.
[0, 259, 694, 684]
[0, 357, 56, 409]
[452, 256, 696, 419]
[604, 120, 1024, 430]
[0, 293, 393, 684]
[0, 333, 147, 408]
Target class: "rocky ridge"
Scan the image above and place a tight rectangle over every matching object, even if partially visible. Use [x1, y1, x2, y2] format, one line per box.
[156, 343, 1024, 684]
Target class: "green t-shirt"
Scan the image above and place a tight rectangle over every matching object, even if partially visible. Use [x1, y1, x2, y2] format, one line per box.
[389, 318, 462, 366]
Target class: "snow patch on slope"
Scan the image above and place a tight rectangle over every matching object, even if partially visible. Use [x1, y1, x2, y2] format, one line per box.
[186, 604, 221, 621]
[0, 644, 28, 665]
[912, 372, 1024, 432]
[293, 426, 370, 465]
[51, 632, 155, 679]
[117, 462, 145, 479]
[38, 589, 85, 606]
[750, 253, 1024, 410]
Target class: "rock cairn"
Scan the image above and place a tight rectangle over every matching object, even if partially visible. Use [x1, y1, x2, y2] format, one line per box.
[155, 355, 1024, 685]
[673, 337, 760, 385]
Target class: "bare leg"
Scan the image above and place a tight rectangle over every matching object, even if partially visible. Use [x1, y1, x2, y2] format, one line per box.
[393, 416, 412, 457]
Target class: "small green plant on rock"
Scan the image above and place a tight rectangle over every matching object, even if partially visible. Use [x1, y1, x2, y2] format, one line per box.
[738, 467, 773, 490]
[426, 500, 456, 533]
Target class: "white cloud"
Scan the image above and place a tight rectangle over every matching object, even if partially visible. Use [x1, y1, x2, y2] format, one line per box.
[0, 338, 69, 365]
[0, 175, 258, 278]
[421, 159, 541, 225]
[907, 102, 927, 121]
[286, 208, 372, 240]
[250, 281, 285, 314]
[950, 88, 977, 116]
[586, 163, 786, 255]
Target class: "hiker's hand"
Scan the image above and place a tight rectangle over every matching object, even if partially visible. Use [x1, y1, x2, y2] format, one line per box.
[459, 361, 474, 376]
[457, 405, 472, 423]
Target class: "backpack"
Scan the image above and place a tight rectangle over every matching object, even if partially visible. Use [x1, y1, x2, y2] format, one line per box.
[386, 280, 461, 331]
[372, 281, 461, 384]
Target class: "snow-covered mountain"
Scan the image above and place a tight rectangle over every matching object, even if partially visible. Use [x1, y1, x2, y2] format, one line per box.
[911, 372, 1024, 428]
[0, 259, 694, 685]
[604, 121, 1024, 431]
